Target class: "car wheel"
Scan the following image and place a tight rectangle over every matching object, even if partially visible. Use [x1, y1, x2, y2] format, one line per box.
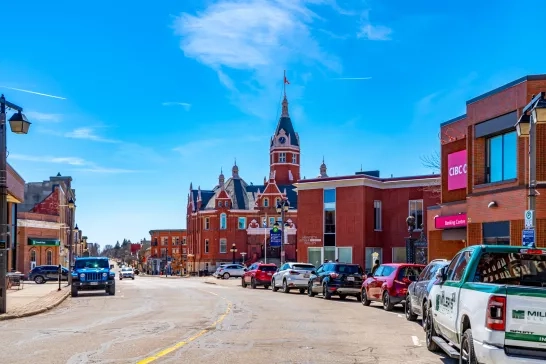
[241, 278, 247, 288]
[132, 277, 135, 280]
[307, 282, 316, 297]
[356, 293, 362, 301]
[405, 295, 418, 321]
[108, 285, 116, 295]
[422, 301, 428, 330]
[223, 272, 230, 280]
[282, 280, 290, 293]
[339, 294, 347, 300]
[460, 329, 477, 364]
[264, 285, 270, 290]
[271, 279, 279, 292]
[251, 278, 256, 289]
[425, 305, 440, 352]
[71, 286, 78, 297]
[382, 291, 394, 311]
[34, 276, 45, 284]
[299, 288, 305, 294]
[323, 283, 332, 300]
[361, 289, 371, 306]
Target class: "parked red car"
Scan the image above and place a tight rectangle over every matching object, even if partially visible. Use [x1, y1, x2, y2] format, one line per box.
[241, 262, 277, 289]
[361, 263, 425, 311]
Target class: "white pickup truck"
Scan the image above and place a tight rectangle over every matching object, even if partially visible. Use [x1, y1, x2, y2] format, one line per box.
[425, 245, 546, 363]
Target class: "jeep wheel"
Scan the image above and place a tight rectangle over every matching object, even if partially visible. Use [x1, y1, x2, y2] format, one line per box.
[108, 285, 116, 296]
[34, 275, 45, 284]
[71, 286, 78, 297]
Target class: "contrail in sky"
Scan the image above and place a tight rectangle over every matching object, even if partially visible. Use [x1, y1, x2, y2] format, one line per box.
[0, 86, 67, 100]
[332, 77, 372, 80]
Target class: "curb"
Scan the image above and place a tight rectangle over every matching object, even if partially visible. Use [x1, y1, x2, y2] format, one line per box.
[203, 281, 217, 285]
[0, 290, 70, 321]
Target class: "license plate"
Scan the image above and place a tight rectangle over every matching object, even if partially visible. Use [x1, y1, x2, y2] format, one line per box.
[267, 272, 272, 275]
[304, 274, 310, 278]
[347, 277, 355, 281]
[90, 282, 98, 285]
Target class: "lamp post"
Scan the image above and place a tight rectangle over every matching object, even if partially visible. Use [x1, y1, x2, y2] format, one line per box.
[230, 243, 237, 264]
[0, 95, 31, 314]
[516, 92, 546, 247]
[66, 198, 76, 286]
[276, 199, 290, 265]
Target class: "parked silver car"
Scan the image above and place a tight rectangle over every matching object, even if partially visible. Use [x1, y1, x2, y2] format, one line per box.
[214, 264, 246, 279]
[271, 262, 315, 293]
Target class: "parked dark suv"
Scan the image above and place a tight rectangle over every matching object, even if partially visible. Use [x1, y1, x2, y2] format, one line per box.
[307, 262, 364, 300]
[28, 265, 69, 284]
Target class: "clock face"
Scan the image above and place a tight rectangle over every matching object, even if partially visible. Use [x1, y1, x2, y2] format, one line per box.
[279, 136, 286, 144]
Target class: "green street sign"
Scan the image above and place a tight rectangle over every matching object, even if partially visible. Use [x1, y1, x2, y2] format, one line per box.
[28, 238, 60, 246]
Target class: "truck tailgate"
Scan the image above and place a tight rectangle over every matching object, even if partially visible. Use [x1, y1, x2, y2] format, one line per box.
[505, 287, 546, 350]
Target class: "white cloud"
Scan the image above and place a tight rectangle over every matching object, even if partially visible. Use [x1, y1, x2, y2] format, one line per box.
[173, 0, 345, 118]
[9, 154, 87, 166]
[332, 77, 372, 80]
[162, 102, 192, 111]
[64, 127, 120, 143]
[357, 24, 392, 41]
[25, 111, 62, 123]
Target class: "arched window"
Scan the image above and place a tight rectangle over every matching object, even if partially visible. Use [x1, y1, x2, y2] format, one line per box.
[46, 250, 53, 265]
[275, 198, 281, 206]
[220, 213, 227, 230]
[263, 198, 269, 207]
[30, 250, 36, 262]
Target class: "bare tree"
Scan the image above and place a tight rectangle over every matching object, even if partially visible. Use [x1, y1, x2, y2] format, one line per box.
[420, 150, 440, 172]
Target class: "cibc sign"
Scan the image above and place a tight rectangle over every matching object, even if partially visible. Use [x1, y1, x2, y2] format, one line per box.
[447, 150, 467, 191]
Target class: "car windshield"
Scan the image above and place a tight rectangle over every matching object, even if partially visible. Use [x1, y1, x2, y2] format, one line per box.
[292, 264, 315, 271]
[258, 266, 276, 272]
[122, 268, 132, 271]
[334, 264, 361, 274]
[474, 252, 546, 287]
[74, 260, 109, 269]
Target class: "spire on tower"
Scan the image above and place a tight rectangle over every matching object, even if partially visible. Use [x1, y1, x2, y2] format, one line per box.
[319, 158, 328, 178]
[232, 160, 239, 179]
[219, 167, 225, 187]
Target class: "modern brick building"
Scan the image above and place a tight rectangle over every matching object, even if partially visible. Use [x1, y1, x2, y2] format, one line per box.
[149, 229, 187, 274]
[428, 74, 546, 261]
[186, 93, 300, 272]
[294, 170, 440, 271]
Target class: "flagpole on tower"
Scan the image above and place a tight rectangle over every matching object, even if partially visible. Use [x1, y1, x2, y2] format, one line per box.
[283, 70, 286, 97]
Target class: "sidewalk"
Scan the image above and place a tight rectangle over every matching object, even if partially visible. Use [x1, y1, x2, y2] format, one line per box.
[0, 281, 70, 321]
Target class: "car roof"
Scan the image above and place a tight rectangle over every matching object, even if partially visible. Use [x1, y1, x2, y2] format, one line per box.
[257, 263, 276, 266]
[381, 263, 426, 267]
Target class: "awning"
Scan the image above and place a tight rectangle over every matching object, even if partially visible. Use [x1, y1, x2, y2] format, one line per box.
[28, 238, 60, 246]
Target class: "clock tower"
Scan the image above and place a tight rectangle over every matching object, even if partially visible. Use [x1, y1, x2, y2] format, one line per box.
[270, 90, 300, 185]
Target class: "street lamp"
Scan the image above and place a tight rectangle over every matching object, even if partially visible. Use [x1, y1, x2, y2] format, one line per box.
[516, 92, 546, 245]
[230, 243, 237, 264]
[67, 198, 76, 286]
[0, 94, 31, 314]
[276, 199, 290, 264]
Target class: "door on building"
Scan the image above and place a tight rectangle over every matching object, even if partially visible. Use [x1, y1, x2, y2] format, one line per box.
[336, 247, 352, 263]
[30, 250, 37, 270]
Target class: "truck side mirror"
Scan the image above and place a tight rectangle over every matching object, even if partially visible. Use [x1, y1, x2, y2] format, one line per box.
[435, 267, 445, 284]
[110, 265, 114, 269]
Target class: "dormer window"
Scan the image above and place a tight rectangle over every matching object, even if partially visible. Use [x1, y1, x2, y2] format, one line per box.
[218, 201, 222, 207]
[275, 198, 281, 206]
[263, 198, 269, 207]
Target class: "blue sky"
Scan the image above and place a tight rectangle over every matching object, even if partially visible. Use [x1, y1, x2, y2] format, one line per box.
[1, 0, 545, 248]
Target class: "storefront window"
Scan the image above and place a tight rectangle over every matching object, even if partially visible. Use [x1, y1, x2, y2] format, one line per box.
[486, 131, 516, 183]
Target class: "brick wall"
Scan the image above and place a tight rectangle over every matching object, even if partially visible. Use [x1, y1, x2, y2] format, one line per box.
[467, 223, 482, 245]
[296, 189, 323, 263]
[428, 230, 465, 261]
[17, 224, 61, 276]
[30, 189, 60, 216]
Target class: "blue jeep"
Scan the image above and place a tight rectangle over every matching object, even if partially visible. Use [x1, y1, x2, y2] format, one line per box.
[71, 257, 116, 297]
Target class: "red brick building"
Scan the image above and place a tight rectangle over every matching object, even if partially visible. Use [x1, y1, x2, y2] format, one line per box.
[149, 229, 187, 274]
[428, 74, 546, 260]
[186, 93, 299, 272]
[6, 163, 25, 272]
[294, 171, 440, 271]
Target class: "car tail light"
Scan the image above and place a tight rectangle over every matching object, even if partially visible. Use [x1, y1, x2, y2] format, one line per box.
[486, 295, 506, 331]
[329, 272, 339, 279]
[289, 270, 299, 275]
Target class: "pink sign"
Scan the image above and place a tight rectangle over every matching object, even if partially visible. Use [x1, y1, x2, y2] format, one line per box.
[447, 150, 467, 191]
[435, 214, 467, 229]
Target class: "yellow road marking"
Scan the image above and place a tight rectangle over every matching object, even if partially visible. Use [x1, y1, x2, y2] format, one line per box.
[137, 291, 232, 364]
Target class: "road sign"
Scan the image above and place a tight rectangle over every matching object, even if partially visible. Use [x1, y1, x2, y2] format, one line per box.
[525, 210, 534, 228]
[270, 227, 282, 247]
[522, 229, 536, 248]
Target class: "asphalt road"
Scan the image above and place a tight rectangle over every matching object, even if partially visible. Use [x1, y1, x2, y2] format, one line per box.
[0, 276, 455, 364]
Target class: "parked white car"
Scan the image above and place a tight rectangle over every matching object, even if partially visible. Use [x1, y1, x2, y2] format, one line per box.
[271, 262, 315, 293]
[215, 264, 246, 279]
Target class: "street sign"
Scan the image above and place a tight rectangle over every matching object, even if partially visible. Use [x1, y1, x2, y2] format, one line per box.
[525, 210, 534, 228]
[270, 227, 282, 247]
[522, 229, 536, 248]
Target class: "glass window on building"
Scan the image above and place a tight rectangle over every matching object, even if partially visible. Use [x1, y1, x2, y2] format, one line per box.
[392, 247, 406, 263]
[487, 131, 517, 183]
[324, 210, 336, 233]
[409, 200, 424, 230]
[204, 218, 210, 230]
[204, 239, 209, 253]
[220, 213, 227, 230]
[337, 247, 352, 263]
[238, 217, 246, 230]
[324, 189, 336, 209]
[279, 152, 286, 163]
[219, 239, 227, 253]
[292, 154, 297, 164]
[46, 250, 53, 265]
[365, 247, 382, 272]
[308, 247, 322, 267]
[324, 246, 336, 262]
[374, 200, 382, 231]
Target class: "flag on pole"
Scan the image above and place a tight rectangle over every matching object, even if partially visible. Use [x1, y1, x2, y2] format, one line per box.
[284, 76, 290, 84]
